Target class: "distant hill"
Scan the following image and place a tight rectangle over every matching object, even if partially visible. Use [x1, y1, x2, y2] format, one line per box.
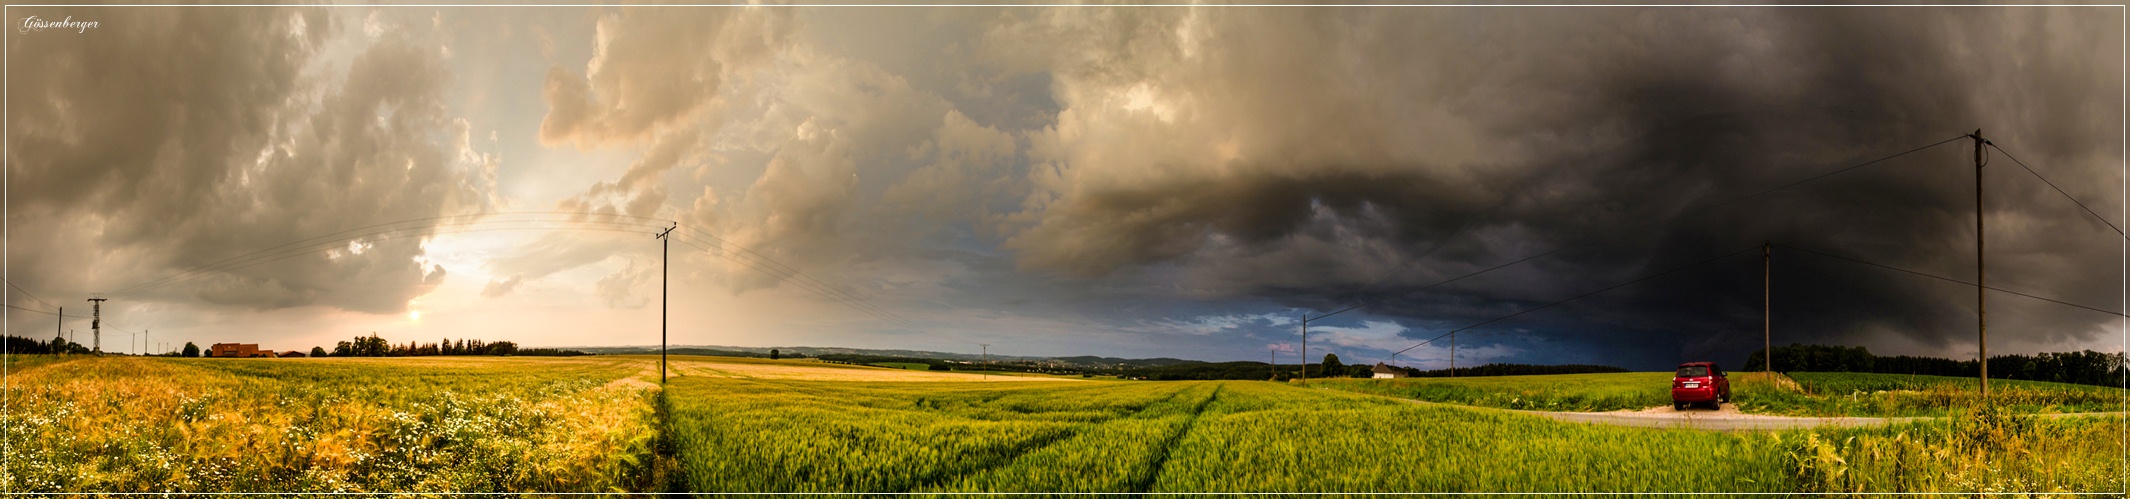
[570, 345, 1013, 362]
[562, 344, 1635, 380]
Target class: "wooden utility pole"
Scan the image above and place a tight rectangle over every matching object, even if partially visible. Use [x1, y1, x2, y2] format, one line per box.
[54, 306, 62, 343]
[1764, 241, 1772, 373]
[981, 344, 990, 381]
[656, 224, 676, 384]
[1973, 130, 1988, 399]
[1299, 315, 1309, 383]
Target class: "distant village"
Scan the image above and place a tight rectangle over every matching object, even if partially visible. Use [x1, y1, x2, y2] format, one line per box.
[204, 343, 296, 358]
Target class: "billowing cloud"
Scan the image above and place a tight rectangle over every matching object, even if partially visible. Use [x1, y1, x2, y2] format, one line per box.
[538, 8, 792, 148]
[973, 7, 2121, 363]
[9, 7, 2115, 367]
[7, 7, 491, 315]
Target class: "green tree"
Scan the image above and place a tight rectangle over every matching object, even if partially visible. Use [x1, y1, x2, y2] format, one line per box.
[770, 349, 781, 360]
[181, 342, 200, 358]
[1321, 353, 1343, 378]
[310, 346, 328, 357]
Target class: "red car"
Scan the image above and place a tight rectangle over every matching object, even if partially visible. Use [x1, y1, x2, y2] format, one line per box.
[1671, 362, 1730, 410]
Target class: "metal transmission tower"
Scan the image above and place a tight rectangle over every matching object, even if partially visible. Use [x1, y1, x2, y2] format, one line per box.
[656, 224, 677, 384]
[87, 297, 107, 354]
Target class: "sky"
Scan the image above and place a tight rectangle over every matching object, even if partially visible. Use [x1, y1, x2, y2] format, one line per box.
[3, 5, 2124, 371]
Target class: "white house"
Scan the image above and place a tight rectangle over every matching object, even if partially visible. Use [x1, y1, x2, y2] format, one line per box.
[1371, 362, 1407, 379]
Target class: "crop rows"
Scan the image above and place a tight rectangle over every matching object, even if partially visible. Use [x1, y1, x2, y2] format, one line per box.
[666, 377, 1794, 492]
[1306, 372, 1674, 411]
[1740, 372, 2124, 416]
[7, 357, 2121, 493]
[2, 355, 664, 493]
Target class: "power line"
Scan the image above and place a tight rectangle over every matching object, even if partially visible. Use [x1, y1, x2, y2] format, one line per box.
[673, 227, 889, 314]
[1310, 248, 1567, 322]
[1328, 113, 1759, 316]
[3, 303, 90, 319]
[111, 212, 673, 297]
[669, 236, 969, 345]
[1311, 135, 1968, 325]
[1685, 135, 1970, 218]
[1773, 242, 2125, 317]
[663, 236, 920, 331]
[114, 219, 668, 297]
[668, 227, 962, 339]
[1986, 143, 2127, 238]
[664, 235, 977, 346]
[3, 279, 57, 311]
[1392, 243, 1762, 357]
[114, 217, 671, 296]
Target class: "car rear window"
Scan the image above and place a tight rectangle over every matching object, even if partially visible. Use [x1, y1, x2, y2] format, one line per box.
[1676, 366, 1709, 377]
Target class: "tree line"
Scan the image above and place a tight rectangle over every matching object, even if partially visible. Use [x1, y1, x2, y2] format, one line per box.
[3, 335, 90, 355]
[0, 333, 587, 358]
[324, 333, 587, 357]
[1742, 343, 2126, 388]
[1123, 353, 1627, 381]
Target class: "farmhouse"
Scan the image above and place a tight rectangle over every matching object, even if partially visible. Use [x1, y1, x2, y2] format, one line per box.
[209, 343, 277, 358]
[1371, 362, 1407, 379]
[279, 350, 307, 358]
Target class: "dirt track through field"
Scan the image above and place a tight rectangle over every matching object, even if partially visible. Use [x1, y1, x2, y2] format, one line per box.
[1402, 399, 2128, 431]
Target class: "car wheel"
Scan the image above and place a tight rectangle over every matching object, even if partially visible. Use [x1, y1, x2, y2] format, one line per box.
[1719, 391, 1730, 403]
[1673, 402, 1685, 410]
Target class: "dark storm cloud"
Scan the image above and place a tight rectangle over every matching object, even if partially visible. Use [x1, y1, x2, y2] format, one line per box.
[992, 7, 2122, 362]
[6, 7, 490, 314]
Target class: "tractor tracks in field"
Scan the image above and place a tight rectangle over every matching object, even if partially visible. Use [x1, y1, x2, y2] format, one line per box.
[905, 383, 1217, 493]
[1135, 384, 1223, 493]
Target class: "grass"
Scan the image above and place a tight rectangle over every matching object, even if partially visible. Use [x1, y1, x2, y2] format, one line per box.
[8, 355, 2122, 493]
[662, 376, 1796, 492]
[1735, 372, 2124, 417]
[1305, 372, 1674, 411]
[1309, 371, 2126, 418]
[869, 362, 932, 370]
[1781, 406, 2125, 493]
[3, 355, 666, 493]
[1147, 382, 1790, 492]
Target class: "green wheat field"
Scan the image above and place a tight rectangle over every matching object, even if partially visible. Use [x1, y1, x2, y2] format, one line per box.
[3, 354, 2122, 494]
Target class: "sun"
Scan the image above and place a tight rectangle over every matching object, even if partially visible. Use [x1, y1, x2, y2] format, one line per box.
[408, 310, 422, 322]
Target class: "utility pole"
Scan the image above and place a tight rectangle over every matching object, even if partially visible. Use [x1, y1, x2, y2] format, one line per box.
[1972, 129, 1989, 399]
[87, 297, 106, 354]
[655, 224, 676, 384]
[1300, 315, 1309, 383]
[54, 306, 62, 343]
[1270, 347, 1276, 381]
[980, 344, 990, 380]
[1764, 241, 1772, 374]
[1449, 332, 1456, 378]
